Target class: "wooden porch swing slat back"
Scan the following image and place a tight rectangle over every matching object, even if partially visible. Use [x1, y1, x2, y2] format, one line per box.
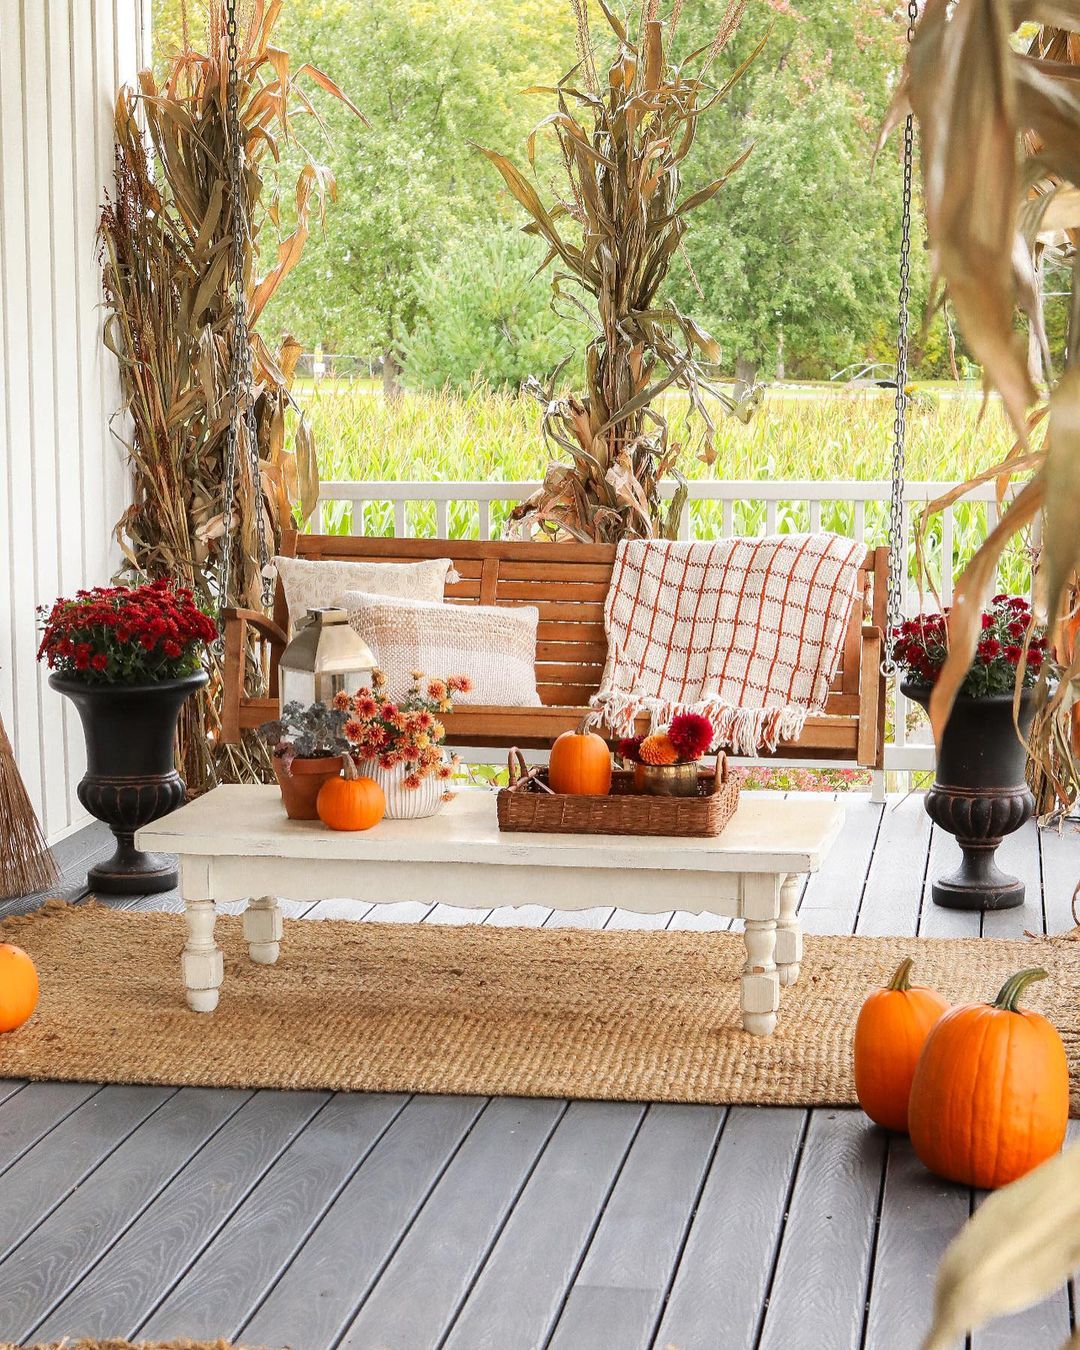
[221, 532, 889, 767]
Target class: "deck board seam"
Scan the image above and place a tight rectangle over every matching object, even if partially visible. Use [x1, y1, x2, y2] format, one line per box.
[17, 1086, 252, 1340]
[433, 1099, 572, 1349]
[857, 1132, 892, 1350]
[220, 1090, 413, 1340]
[750, 1108, 813, 1350]
[0, 1081, 108, 1184]
[0, 1086, 182, 1276]
[125, 1089, 337, 1340]
[645, 1105, 732, 1350]
[849, 803, 887, 934]
[302, 1095, 496, 1350]
[537, 1102, 652, 1350]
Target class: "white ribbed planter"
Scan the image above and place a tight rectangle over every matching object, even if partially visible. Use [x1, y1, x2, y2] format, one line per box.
[356, 758, 445, 819]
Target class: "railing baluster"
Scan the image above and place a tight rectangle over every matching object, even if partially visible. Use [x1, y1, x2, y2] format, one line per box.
[678, 501, 691, 541]
[393, 500, 406, 538]
[854, 500, 865, 543]
[809, 499, 821, 533]
[765, 500, 777, 535]
[350, 499, 365, 536]
[435, 498, 448, 538]
[478, 500, 491, 540]
[721, 499, 734, 538]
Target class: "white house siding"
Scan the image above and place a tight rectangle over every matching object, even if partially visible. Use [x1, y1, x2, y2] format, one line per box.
[0, 0, 149, 842]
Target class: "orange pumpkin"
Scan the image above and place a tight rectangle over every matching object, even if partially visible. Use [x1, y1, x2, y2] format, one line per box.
[317, 757, 385, 831]
[853, 957, 949, 1133]
[548, 724, 612, 795]
[908, 967, 1068, 1189]
[0, 944, 39, 1033]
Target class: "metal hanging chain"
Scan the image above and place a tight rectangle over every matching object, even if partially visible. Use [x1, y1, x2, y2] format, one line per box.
[882, 0, 919, 677]
[218, 0, 273, 642]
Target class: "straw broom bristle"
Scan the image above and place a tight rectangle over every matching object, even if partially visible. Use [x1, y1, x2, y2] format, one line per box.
[0, 712, 59, 901]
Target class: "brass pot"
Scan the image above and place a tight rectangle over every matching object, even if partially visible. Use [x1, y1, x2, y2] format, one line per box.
[634, 760, 700, 797]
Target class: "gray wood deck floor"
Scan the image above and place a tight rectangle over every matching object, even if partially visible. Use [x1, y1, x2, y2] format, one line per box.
[1, 794, 1078, 1350]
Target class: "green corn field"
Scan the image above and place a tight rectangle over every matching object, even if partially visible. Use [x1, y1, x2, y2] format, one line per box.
[301, 381, 1032, 596]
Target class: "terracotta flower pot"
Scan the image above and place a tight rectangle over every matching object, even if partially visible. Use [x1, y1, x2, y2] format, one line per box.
[273, 755, 344, 820]
[902, 680, 1036, 910]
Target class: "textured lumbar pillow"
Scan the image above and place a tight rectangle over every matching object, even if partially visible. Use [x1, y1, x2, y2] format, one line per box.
[343, 591, 542, 706]
[274, 555, 454, 631]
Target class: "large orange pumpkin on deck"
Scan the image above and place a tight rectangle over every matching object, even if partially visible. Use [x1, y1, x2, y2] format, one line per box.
[548, 724, 612, 795]
[908, 967, 1069, 1189]
[317, 759, 385, 831]
[0, 944, 39, 1032]
[854, 957, 949, 1133]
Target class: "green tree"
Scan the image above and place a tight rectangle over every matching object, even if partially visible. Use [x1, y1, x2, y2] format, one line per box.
[401, 224, 584, 392]
[678, 73, 917, 380]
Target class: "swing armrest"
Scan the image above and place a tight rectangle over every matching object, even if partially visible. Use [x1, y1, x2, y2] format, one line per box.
[219, 609, 289, 745]
[220, 607, 288, 647]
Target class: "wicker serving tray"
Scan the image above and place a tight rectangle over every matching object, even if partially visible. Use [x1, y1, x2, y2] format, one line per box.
[496, 750, 740, 838]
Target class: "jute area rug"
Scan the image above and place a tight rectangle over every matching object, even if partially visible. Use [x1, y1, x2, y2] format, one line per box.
[3, 901, 1079, 1112]
[2, 1343, 244, 1350]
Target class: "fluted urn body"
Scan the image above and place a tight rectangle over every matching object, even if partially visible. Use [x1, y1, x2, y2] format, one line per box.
[902, 680, 1036, 911]
[51, 670, 206, 894]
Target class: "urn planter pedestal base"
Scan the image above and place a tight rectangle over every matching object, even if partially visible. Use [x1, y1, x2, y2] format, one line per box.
[52, 671, 207, 896]
[903, 681, 1035, 912]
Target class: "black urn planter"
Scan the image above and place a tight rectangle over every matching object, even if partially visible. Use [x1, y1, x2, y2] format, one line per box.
[51, 670, 207, 895]
[902, 679, 1036, 911]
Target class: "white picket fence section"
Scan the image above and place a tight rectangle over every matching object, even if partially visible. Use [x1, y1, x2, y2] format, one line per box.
[316, 477, 1011, 787]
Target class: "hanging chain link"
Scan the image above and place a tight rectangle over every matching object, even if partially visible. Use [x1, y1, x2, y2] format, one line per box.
[217, 0, 273, 648]
[882, 0, 919, 677]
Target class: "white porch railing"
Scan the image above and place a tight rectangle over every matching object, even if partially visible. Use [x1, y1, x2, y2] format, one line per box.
[316, 477, 1014, 783]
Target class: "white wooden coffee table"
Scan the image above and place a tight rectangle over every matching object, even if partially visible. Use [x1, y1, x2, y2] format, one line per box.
[137, 785, 844, 1035]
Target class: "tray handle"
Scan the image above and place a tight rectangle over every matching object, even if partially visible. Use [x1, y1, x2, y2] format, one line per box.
[507, 747, 529, 788]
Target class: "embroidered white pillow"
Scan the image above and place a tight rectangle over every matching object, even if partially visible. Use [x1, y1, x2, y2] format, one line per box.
[342, 592, 541, 707]
[274, 555, 454, 631]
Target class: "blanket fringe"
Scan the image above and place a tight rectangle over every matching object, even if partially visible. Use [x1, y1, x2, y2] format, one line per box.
[589, 693, 809, 757]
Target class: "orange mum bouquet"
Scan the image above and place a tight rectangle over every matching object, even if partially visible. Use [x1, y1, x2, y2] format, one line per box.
[617, 712, 714, 767]
[333, 669, 472, 793]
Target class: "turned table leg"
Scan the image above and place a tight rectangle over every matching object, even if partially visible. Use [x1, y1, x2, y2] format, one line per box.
[182, 898, 223, 1013]
[775, 873, 803, 988]
[244, 895, 283, 965]
[741, 918, 779, 1036]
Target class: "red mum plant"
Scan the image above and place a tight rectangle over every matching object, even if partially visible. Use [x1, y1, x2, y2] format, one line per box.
[335, 668, 472, 795]
[891, 595, 1048, 698]
[36, 578, 215, 684]
[617, 712, 714, 765]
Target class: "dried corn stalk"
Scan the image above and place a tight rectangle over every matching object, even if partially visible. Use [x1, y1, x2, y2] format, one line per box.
[881, 8, 1080, 811]
[481, 0, 763, 543]
[99, 0, 362, 790]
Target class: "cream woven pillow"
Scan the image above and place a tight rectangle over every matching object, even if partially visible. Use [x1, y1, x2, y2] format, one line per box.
[274, 555, 454, 631]
[343, 592, 542, 706]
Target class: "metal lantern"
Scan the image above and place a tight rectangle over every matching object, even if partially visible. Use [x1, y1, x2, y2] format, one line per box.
[279, 608, 376, 711]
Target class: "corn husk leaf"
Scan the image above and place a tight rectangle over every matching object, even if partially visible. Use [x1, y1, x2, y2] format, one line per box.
[488, 1, 761, 542]
[923, 1143, 1080, 1350]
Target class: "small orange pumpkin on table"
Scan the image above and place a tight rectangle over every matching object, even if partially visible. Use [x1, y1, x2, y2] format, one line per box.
[548, 722, 612, 796]
[854, 957, 949, 1133]
[317, 756, 385, 831]
[908, 967, 1068, 1189]
[0, 943, 39, 1033]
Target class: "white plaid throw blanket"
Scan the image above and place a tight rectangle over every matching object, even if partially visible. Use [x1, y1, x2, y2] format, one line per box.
[588, 534, 866, 755]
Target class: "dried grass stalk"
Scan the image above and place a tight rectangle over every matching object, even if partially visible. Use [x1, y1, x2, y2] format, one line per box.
[480, 1, 764, 543]
[98, 0, 361, 791]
